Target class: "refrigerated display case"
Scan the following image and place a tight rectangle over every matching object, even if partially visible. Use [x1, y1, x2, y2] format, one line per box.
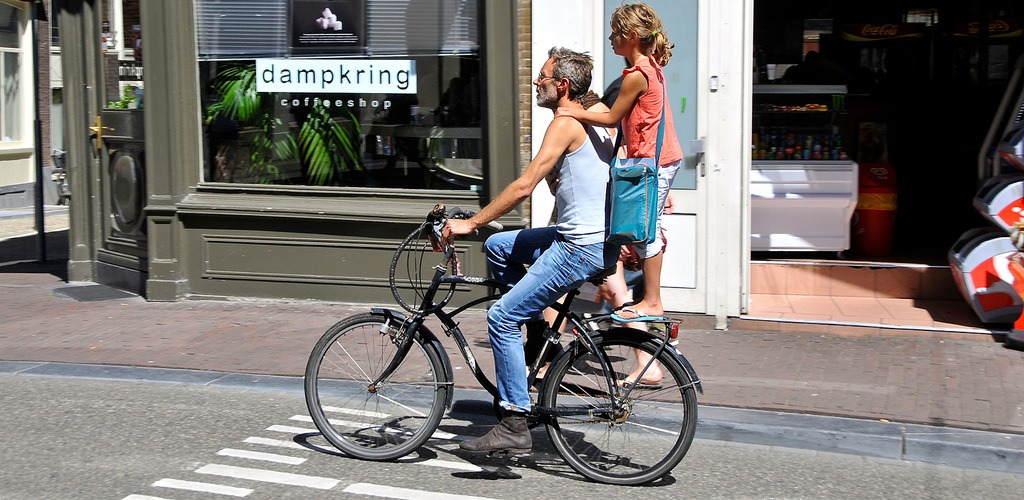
[751, 84, 857, 251]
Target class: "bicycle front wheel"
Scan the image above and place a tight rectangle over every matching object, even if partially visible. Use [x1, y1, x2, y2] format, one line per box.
[541, 330, 698, 485]
[304, 312, 450, 460]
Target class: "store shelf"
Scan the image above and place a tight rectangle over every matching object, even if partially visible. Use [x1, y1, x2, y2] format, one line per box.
[751, 85, 855, 252]
[752, 84, 847, 95]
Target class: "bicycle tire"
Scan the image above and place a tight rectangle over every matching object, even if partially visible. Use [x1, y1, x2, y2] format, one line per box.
[541, 330, 698, 485]
[389, 224, 457, 314]
[304, 312, 450, 460]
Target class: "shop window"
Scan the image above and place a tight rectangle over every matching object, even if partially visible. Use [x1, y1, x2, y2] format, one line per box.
[50, 1, 59, 46]
[801, 19, 832, 57]
[51, 88, 63, 151]
[904, 9, 938, 26]
[195, 0, 483, 191]
[0, 3, 21, 142]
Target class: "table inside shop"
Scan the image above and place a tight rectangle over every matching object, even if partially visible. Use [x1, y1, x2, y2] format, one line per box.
[367, 125, 482, 187]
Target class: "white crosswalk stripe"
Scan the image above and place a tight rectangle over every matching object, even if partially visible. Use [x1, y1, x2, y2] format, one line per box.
[130, 410, 491, 499]
[343, 482, 498, 500]
[290, 414, 460, 440]
[266, 424, 316, 434]
[195, 463, 340, 490]
[243, 436, 308, 450]
[151, 478, 252, 497]
[256, 428, 481, 471]
[395, 456, 483, 471]
[321, 405, 390, 418]
[217, 448, 306, 465]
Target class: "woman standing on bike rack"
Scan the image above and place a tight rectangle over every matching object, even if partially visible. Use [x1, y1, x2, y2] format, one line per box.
[443, 47, 619, 454]
[557, 3, 683, 324]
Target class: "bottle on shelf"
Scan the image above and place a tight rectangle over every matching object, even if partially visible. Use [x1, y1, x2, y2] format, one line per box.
[751, 127, 846, 161]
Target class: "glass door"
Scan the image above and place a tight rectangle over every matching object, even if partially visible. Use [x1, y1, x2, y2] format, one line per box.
[603, 0, 705, 312]
[94, 0, 148, 293]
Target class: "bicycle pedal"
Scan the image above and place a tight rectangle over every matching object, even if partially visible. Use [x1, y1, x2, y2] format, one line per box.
[486, 448, 531, 458]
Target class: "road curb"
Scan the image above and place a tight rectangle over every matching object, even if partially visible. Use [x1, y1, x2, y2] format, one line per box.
[4, 360, 1022, 475]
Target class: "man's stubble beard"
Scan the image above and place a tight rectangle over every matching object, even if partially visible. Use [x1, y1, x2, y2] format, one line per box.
[536, 84, 559, 109]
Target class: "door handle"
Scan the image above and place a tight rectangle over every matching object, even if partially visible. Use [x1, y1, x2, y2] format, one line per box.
[690, 137, 706, 177]
[88, 116, 114, 150]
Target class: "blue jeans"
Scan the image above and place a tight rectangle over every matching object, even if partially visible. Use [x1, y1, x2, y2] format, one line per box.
[484, 227, 618, 412]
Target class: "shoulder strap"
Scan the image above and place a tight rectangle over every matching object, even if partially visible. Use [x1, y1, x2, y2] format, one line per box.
[655, 70, 666, 167]
[609, 64, 668, 166]
[610, 123, 623, 164]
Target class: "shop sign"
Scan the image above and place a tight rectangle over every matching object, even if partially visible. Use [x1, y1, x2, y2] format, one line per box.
[118, 61, 143, 81]
[952, 20, 1023, 38]
[256, 58, 416, 94]
[840, 24, 924, 42]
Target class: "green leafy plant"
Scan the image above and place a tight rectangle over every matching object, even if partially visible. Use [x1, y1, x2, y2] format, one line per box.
[299, 105, 362, 185]
[205, 62, 362, 185]
[205, 63, 291, 183]
[106, 85, 137, 109]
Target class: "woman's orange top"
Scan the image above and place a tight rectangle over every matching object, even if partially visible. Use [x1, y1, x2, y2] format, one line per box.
[622, 57, 684, 165]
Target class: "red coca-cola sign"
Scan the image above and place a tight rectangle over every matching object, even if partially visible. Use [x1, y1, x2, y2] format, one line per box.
[840, 24, 925, 42]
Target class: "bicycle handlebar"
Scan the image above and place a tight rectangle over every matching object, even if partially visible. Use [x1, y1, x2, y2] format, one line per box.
[426, 203, 503, 253]
[445, 206, 503, 232]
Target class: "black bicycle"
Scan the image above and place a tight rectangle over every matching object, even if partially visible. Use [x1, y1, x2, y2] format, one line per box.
[304, 204, 702, 485]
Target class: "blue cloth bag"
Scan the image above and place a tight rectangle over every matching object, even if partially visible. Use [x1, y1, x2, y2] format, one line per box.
[607, 157, 658, 244]
[606, 76, 666, 245]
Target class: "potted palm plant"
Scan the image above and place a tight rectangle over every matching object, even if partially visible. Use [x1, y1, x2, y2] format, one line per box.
[205, 62, 362, 185]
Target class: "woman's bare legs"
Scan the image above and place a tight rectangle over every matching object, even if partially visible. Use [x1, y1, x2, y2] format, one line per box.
[536, 262, 648, 379]
[612, 190, 676, 321]
[615, 191, 677, 383]
[604, 263, 663, 385]
[631, 251, 665, 317]
[620, 260, 664, 385]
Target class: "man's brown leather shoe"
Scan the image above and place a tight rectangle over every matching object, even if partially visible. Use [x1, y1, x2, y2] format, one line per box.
[460, 410, 532, 453]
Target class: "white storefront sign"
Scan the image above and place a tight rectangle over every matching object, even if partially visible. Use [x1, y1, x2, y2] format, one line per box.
[255, 59, 417, 94]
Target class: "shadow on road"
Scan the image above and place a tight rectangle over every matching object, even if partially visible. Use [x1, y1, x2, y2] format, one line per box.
[0, 229, 69, 280]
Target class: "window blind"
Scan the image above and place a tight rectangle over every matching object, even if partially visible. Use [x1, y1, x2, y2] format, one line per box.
[195, 0, 289, 60]
[195, 0, 479, 61]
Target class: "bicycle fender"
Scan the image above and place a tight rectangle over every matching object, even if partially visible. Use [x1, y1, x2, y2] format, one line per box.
[371, 308, 457, 408]
[604, 327, 704, 395]
[668, 349, 703, 395]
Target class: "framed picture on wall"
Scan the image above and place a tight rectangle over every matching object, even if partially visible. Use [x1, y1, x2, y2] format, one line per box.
[289, 0, 366, 54]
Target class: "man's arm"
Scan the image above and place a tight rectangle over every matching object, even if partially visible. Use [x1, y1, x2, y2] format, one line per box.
[444, 117, 581, 239]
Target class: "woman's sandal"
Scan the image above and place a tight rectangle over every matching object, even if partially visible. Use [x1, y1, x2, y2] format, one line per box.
[611, 307, 665, 323]
[617, 379, 664, 390]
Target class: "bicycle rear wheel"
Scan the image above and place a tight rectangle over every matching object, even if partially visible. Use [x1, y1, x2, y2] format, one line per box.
[541, 330, 698, 485]
[304, 312, 450, 460]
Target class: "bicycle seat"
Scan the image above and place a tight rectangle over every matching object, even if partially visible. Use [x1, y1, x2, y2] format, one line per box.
[587, 265, 618, 285]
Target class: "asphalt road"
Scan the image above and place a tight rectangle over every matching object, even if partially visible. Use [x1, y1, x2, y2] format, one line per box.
[3, 374, 1024, 499]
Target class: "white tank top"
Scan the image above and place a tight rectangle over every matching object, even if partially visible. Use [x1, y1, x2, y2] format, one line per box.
[553, 125, 615, 245]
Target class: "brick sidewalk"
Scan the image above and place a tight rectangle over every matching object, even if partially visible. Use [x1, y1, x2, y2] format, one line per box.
[2, 266, 1023, 435]
[0, 206, 69, 240]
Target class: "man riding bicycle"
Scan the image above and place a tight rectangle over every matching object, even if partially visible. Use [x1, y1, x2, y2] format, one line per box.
[443, 47, 618, 453]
